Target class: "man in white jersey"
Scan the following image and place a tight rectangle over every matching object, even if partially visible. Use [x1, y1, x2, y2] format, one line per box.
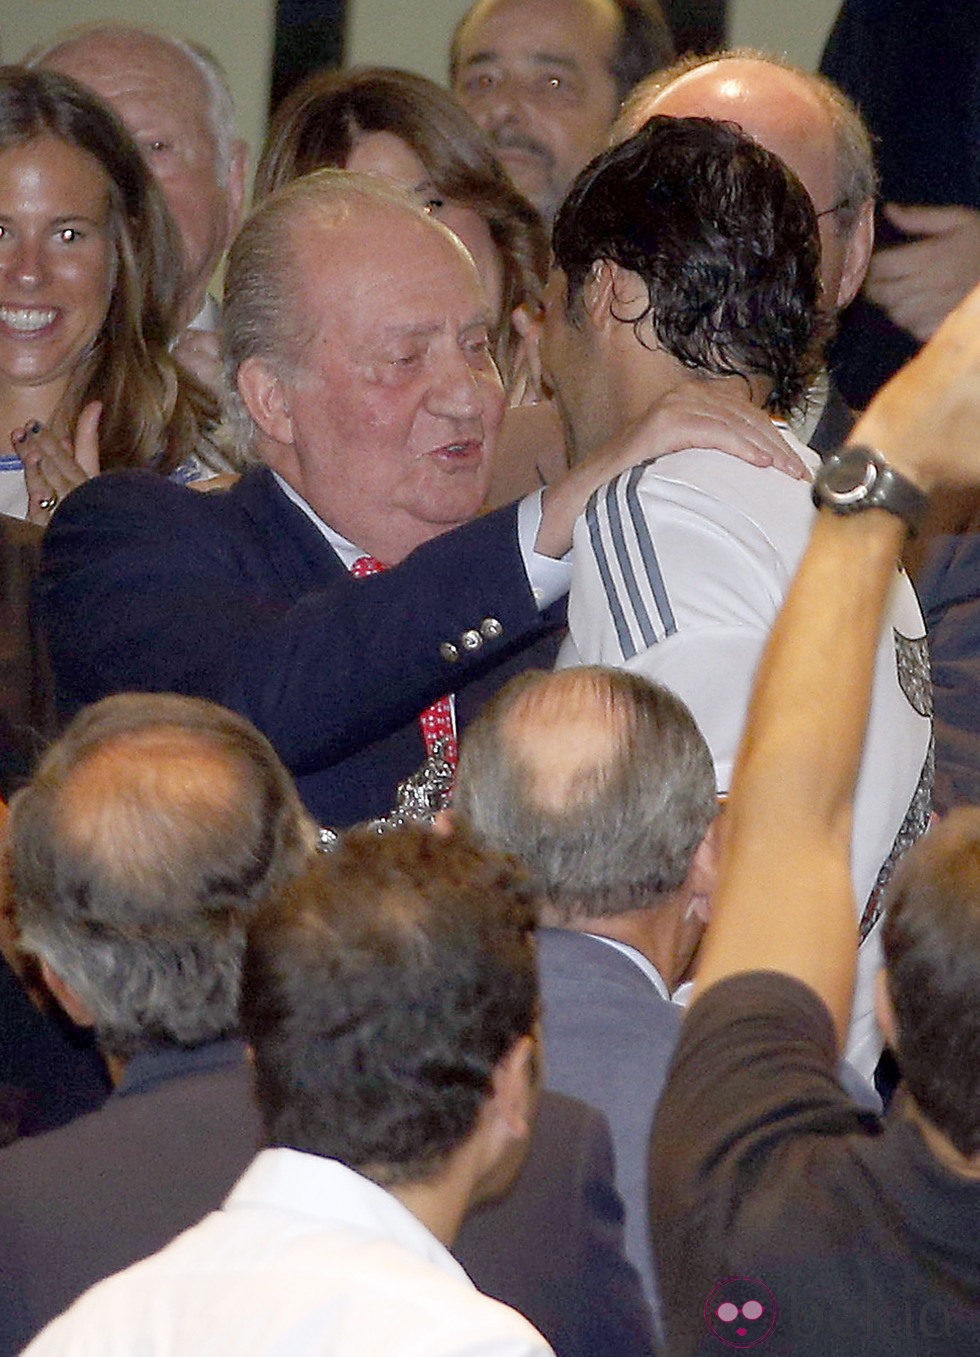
[545, 116, 931, 1077]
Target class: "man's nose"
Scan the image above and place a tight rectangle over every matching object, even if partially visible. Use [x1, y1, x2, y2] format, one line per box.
[474, 74, 528, 131]
[427, 351, 494, 420]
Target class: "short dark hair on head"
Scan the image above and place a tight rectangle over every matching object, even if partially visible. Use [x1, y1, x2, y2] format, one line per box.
[552, 115, 825, 414]
[454, 667, 717, 921]
[882, 808, 980, 1158]
[10, 694, 315, 1060]
[241, 825, 538, 1183]
[609, 0, 676, 102]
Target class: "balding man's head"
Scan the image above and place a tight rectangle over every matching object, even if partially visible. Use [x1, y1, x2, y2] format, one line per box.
[31, 24, 247, 322]
[617, 51, 876, 311]
[10, 693, 314, 1058]
[455, 666, 717, 921]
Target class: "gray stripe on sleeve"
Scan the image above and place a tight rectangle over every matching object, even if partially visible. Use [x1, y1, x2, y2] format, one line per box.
[624, 465, 677, 638]
[584, 487, 637, 659]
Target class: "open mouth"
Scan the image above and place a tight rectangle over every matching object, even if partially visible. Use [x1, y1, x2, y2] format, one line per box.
[0, 306, 58, 334]
[433, 439, 482, 463]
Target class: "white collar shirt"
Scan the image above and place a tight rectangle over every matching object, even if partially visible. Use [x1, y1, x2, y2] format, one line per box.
[23, 1148, 554, 1357]
[584, 934, 675, 1003]
[272, 472, 570, 609]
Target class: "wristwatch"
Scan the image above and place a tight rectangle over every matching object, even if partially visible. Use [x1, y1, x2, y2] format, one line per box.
[811, 445, 929, 535]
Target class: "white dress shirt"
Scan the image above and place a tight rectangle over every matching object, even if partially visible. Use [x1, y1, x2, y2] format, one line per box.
[274, 473, 571, 611]
[24, 1148, 554, 1357]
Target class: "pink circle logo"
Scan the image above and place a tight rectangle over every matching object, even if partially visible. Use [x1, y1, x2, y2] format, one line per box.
[704, 1277, 779, 1348]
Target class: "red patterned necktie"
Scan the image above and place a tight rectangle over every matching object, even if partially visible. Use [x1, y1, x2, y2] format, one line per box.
[350, 555, 458, 768]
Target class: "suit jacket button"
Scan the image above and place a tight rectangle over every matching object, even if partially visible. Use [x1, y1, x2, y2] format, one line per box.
[460, 629, 483, 651]
[439, 641, 460, 663]
[480, 617, 503, 640]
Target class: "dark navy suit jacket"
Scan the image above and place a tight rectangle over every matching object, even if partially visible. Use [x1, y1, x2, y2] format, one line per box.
[0, 515, 56, 798]
[37, 468, 563, 827]
[916, 525, 980, 810]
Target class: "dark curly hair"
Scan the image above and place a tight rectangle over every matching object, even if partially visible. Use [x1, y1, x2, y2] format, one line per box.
[552, 115, 826, 415]
[241, 824, 539, 1184]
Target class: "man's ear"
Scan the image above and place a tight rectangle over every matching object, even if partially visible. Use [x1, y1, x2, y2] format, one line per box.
[489, 1031, 538, 1142]
[224, 139, 250, 248]
[236, 357, 294, 447]
[836, 198, 875, 310]
[685, 817, 721, 925]
[39, 960, 96, 1029]
[874, 968, 899, 1052]
[581, 259, 621, 331]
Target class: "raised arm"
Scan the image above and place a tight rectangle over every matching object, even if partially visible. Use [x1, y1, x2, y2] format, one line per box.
[692, 283, 980, 1045]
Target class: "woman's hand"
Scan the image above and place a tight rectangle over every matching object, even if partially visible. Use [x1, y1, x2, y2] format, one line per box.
[16, 401, 102, 526]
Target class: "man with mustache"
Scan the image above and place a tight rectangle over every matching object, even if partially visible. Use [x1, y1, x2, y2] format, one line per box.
[451, 0, 673, 224]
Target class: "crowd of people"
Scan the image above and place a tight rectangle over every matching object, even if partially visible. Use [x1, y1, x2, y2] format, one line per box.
[0, 2, 977, 1354]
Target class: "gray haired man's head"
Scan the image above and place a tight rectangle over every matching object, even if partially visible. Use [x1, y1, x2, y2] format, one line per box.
[9, 693, 315, 1059]
[29, 23, 248, 323]
[454, 666, 717, 921]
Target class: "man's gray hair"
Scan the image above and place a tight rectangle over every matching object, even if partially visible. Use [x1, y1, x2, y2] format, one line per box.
[9, 694, 315, 1060]
[454, 667, 717, 922]
[223, 170, 437, 457]
[26, 23, 239, 183]
[616, 48, 878, 236]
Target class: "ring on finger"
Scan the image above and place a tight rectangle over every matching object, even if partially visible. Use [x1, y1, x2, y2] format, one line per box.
[38, 493, 59, 512]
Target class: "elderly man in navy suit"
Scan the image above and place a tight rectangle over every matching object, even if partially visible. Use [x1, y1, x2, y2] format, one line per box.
[36, 170, 795, 831]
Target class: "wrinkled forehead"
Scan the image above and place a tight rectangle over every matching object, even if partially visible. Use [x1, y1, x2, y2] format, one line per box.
[458, 0, 620, 64]
[43, 36, 215, 146]
[283, 197, 489, 338]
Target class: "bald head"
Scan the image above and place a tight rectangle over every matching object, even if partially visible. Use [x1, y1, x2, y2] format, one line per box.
[54, 727, 251, 905]
[492, 667, 630, 814]
[32, 24, 246, 322]
[618, 53, 876, 311]
[455, 666, 717, 919]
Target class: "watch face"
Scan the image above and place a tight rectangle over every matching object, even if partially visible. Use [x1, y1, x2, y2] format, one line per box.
[824, 449, 878, 504]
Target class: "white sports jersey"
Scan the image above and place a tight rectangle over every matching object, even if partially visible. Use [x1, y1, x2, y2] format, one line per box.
[559, 434, 932, 1076]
